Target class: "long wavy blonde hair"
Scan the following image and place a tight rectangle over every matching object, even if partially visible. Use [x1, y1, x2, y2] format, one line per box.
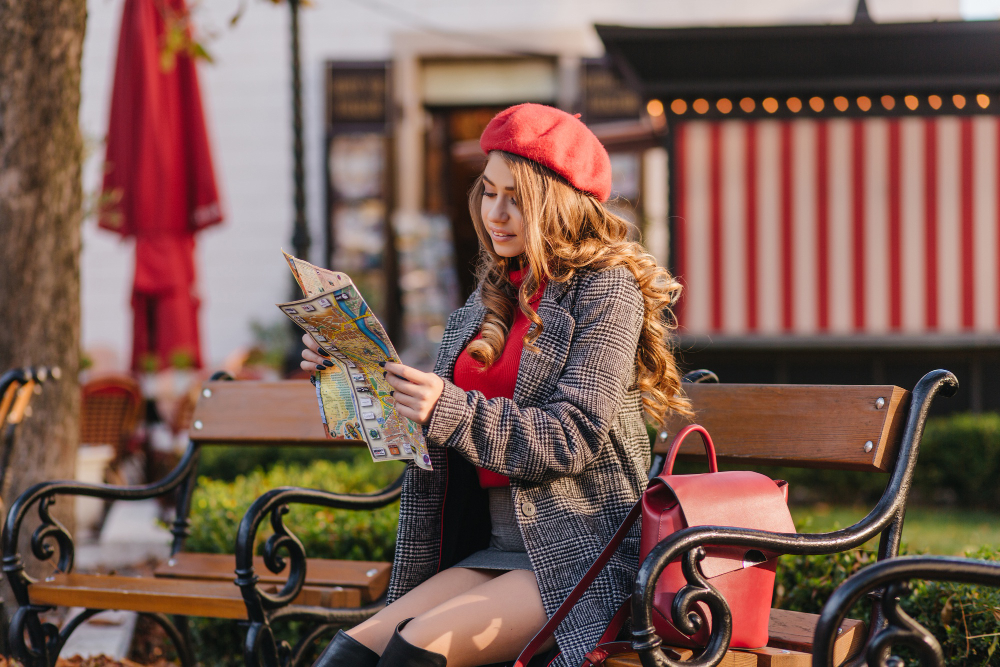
[466, 150, 692, 426]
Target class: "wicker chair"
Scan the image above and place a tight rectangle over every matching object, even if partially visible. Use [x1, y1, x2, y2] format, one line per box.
[80, 374, 144, 473]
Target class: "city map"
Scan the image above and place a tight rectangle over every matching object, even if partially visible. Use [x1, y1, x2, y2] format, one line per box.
[277, 251, 432, 470]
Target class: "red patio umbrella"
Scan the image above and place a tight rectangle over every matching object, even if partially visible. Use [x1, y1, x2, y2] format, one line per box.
[100, 0, 224, 372]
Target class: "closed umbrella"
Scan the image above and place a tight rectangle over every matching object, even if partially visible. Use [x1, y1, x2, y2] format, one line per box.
[100, 0, 224, 371]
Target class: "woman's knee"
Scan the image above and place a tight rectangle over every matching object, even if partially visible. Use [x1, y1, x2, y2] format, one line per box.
[398, 569, 548, 660]
[347, 567, 497, 654]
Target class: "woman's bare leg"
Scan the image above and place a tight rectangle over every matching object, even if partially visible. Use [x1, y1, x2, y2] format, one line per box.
[346, 567, 497, 653]
[399, 569, 553, 667]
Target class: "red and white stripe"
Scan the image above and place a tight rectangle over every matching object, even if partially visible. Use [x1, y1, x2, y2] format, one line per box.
[672, 116, 1000, 336]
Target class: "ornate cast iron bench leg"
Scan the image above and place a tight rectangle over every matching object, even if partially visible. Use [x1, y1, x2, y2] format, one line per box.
[2, 445, 202, 666]
[237, 482, 403, 667]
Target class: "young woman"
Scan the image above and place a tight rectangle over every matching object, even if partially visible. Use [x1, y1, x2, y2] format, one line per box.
[303, 103, 690, 667]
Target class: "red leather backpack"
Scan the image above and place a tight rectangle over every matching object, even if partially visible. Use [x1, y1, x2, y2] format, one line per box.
[516, 424, 796, 666]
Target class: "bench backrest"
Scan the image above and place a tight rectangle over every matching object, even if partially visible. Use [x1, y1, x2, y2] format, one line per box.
[189, 380, 350, 447]
[190, 380, 912, 471]
[661, 383, 911, 472]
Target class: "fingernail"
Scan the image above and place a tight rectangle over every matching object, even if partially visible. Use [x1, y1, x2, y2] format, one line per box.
[377, 361, 386, 367]
[323, 360, 334, 368]
[315, 364, 325, 371]
[382, 371, 387, 378]
[318, 347, 331, 357]
[390, 391, 395, 396]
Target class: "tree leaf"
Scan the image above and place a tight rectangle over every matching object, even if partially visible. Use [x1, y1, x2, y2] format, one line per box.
[191, 42, 214, 64]
[941, 595, 954, 627]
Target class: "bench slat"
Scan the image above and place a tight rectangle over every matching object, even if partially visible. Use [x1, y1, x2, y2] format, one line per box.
[767, 609, 864, 665]
[604, 609, 862, 667]
[29, 574, 362, 620]
[606, 646, 810, 667]
[660, 384, 910, 471]
[30, 574, 253, 620]
[190, 381, 354, 446]
[154, 553, 391, 603]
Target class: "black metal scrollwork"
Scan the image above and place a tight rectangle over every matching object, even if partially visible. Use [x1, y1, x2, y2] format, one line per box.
[235, 478, 404, 667]
[258, 504, 308, 609]
[670, 548, 733, 660]
[7, 606, 103, 667]
[30, 496, 74, 573]
[864, 582, 944, 667]
[8, 606, 58, 666]
[288, 622, 340, 667]
[244, 618, 294, 667]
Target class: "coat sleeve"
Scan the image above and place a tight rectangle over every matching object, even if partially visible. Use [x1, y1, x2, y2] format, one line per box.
[424, 266, 644, 482]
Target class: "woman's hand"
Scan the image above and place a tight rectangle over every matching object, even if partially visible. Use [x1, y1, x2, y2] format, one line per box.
[302, 335, 443, 424]
[300, 333, 335, 373]
[384, 362, 445, 425]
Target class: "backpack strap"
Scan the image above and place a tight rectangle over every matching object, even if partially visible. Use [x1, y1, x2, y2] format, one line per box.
[514, 499, 643, 667]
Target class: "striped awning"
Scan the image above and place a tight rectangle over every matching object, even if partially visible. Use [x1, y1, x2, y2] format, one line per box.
[672, 115, 1000, 337]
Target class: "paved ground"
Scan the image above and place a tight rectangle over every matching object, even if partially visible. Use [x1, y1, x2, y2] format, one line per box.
[60, 499, 172, 660]
[76, 498, 172, 571]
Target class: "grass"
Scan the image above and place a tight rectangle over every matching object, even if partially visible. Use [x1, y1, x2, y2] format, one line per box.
[790, 504, 1000, 556]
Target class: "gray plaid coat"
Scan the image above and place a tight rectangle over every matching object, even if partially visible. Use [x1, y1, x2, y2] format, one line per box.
[386, 266, 651, 667]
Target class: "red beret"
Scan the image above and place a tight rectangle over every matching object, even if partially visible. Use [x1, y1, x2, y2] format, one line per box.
[480, 103, 612, 202]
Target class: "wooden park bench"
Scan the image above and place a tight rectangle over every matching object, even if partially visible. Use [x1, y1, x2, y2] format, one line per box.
[3, 368, 957, 667]
[2, 376, 401, 667]
[608, 368, 958, 667]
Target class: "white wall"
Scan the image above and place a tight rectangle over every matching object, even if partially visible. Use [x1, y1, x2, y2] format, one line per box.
[79, 0, 963, 370]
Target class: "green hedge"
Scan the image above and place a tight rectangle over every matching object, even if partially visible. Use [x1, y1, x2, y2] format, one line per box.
[185, 452, 404, 559]
[194, 444, 359, 482]
[649, 412, 1000, 508]
[917, 414, 1000, 508]
[900, 547, 1000, 666]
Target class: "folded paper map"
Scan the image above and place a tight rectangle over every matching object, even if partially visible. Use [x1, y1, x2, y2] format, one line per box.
[277, 251, 432, 470]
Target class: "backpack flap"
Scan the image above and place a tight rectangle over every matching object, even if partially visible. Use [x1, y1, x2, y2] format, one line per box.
[662, 471, 795, 578]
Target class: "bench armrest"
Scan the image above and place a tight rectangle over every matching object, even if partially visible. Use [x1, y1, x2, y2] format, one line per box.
[1, 442, 200, 606]
[813, 556, 1000, 667]
[234, 473, 404, 623]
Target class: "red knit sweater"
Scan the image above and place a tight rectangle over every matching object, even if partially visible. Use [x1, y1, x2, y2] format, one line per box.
[452, 269, 544, 488]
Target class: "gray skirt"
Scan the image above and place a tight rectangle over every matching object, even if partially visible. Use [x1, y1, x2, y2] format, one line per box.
[454, 487, 533, 572]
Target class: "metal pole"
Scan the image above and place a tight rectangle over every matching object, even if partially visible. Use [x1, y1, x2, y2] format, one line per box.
[286, 0, 311, 373]
[854, 0, 873, 23]
[289, 0, 310, 261]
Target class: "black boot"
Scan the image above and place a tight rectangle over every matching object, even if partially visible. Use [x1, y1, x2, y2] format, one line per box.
[313, 629, 380, 667]
[376, 619, 447, 666]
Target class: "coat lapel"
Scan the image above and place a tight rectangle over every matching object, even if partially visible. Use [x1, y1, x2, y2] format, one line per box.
[434, 298, 486, 381]
[513, 277, 574, 406]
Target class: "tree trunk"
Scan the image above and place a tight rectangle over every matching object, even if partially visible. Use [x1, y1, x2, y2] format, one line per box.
[0, 0, 87, 618]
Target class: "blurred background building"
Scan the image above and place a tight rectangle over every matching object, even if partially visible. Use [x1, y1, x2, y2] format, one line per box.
[82, 0, 1000, 413]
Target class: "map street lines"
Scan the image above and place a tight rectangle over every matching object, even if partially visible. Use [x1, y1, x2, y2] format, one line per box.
[278, 253, 432, 470]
